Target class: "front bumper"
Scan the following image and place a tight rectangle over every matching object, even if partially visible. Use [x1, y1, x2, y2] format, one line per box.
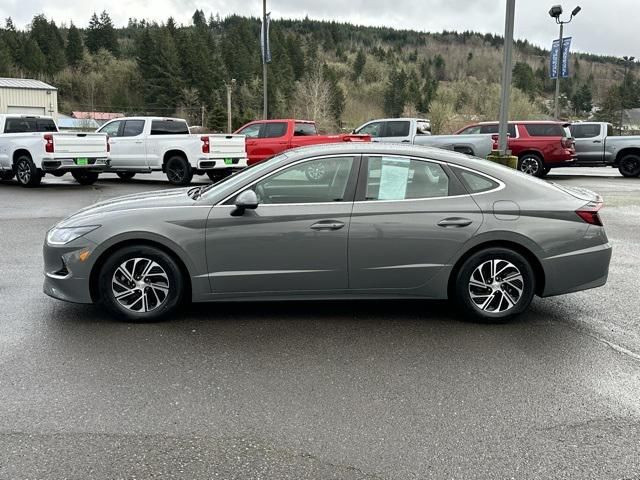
[541, 242, 612, 297]
[197, 157, 248, 170]
[42, 157, 109, 172]
[42, 237, 97, 304]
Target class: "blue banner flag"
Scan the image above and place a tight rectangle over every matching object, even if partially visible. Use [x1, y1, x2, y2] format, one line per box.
[261, 13, 272, 64]
[550, 37, 572, 78]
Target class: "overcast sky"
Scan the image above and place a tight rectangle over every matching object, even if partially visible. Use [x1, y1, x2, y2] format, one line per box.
[1, 0, 636, 59]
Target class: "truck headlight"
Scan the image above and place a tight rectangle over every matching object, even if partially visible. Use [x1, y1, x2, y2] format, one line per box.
[47, 226, 100, 245]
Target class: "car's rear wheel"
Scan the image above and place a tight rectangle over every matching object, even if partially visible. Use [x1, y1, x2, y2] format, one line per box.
[517, 154, 544, 177]
[98, 245, 184, 322]
[117, 172, 136, 181]
[454, 247, 536, 323]
[207, 170, 231, 182]
[618, 154, 640, 177]
[15, 155, 42, 187]
[166, 156, 193, 185]
[72, 171, 99, 185]
[305, 162, 330, 182]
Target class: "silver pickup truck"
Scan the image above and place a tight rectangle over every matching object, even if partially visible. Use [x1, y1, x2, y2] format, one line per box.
[569, 122, 640, 177]
[353, 118, 493, 159]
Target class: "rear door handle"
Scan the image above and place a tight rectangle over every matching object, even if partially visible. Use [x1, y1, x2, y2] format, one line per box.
[592, 140, 602, 143]
[437, 217, 473, 228]
[310, 220, 345, 231]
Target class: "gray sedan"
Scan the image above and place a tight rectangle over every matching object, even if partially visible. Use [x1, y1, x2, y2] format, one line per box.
[43, 143, 612, 322]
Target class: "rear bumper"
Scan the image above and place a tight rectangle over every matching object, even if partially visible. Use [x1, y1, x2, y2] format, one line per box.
[42, 157, 109, 172]
[197, 157, 248, 170]
[546, 154, 577, 168]
[541, 242, 612, 297]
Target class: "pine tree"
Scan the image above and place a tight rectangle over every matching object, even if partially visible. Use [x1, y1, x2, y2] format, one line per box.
[512, 62, 537, 99]
[0, 38, 13, 76]
[66, 22, 84, 67]
[19, 38, 46, 74]
[352, 49, 366, 82]
[29, 15, 66, 74]
[86, 13, 101, 53]
[99, 11, 119, 56]
[433, 54, 446, 81]
[383, 68, 408, 117]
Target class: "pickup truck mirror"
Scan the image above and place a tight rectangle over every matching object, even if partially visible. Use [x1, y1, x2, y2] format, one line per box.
[232, 190, 259, 215]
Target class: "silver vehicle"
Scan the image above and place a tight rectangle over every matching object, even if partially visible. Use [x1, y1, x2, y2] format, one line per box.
[354, 118, 494, 158]
[43, 143, 611, 323]
[570, 122, 640, 177]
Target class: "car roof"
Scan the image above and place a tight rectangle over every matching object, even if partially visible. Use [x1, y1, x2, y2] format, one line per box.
[474, 120, 567, 125]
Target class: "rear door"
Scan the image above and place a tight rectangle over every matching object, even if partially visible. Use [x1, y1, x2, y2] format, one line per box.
[570, 123, 604, 164]
[348, 155, 483, 292]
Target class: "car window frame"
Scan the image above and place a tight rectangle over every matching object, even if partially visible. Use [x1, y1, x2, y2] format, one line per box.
[380, 120, 411, 138]
[99, 120, 124, 137]
[261, 122, 288, 139]
[218, 154, 362, 207]
[121, 119, 145, 137]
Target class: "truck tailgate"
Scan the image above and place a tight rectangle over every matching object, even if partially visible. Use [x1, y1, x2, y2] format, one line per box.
[207, 134, 246, 158]
[52, 133, 108, 157]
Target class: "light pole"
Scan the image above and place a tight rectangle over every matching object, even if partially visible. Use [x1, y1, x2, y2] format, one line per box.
[620, 56, 635, 135]
[549, 4, 581, 119]
[262, 0, 268, 120]
[497, 0, 516, 155]
[225, 78, 236, 134]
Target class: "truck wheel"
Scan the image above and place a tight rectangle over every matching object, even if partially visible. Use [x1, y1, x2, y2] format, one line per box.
[0, 171, 15, 181]
[304, 162, 330, 182]
[117, 172, 136, 181]
[618, 154, 640, 177]
[72, 171, 99, 185]
[517, 154, 544, 177]
[207, 170, 231, 182]
[542, 167, 551, 176]
[15, 155, 42, 187]
[166, 156, 193, 186]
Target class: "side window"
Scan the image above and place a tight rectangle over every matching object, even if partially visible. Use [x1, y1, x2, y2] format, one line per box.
[381, 121, 410, 137]
[357, 122, 383, 137]
[100, 121, 123, 137]
[122, 120, 145, 137]
[293, 122, 317, 136]
[237, 123, 262, 138]
[459, 125, 482, 135]
[455, 168, 500, 194]
[508, 124, 517, 137]
[262, 122, 287, 138]
[150, 120, 189, 135]
[524, 124, 565, 136]
[249, 156, 355, 204]
[570, 124, 600, 139]
[365, 157, 449, 201]
[479, 124, 499, 134]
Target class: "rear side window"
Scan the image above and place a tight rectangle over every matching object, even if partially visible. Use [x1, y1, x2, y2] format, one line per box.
[4, 117, 57, 133]
[478, 124, 516, 137]
[263, 122, 287, 138]
[365, 157, 449, 200]
[293, 122, 317, 136]
[150, 120, 189, 135]
[455, 168, 500, 193]
[381, 121, 410, 138]
[122, 120, 145, 137]
[524, 124, 565, 137]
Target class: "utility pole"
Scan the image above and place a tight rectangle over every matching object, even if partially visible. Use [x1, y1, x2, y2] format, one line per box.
[226, 79, 236, 134]
[497, 0, 516, 155]
[262, 0, 268, 120]
[620, 56, 635, 135]
[201, 104, 205, 128]
[549, 5, 581, 119]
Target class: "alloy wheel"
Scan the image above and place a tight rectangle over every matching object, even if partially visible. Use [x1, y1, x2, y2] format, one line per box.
[17, 160, 31, 184]
[305, 163, 326, 181]
[111, 257, 170, 313]
[468, 259, 524, 313]
[519, 157, 539, 176]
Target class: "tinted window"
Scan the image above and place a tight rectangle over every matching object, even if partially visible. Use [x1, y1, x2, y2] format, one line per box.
[524, 124, 565, 137]
[365, 157, 449, 200]
[237, 123, 261, 138]
[250, 157, 355, 204]
[478, 124, 516, 137]
[293, 122, 317, 136]
[357, 122, 383, 137]
[100, 120, 122, 137]
[4, 117, 57, 133]
[150, 120, 189, 135]
[459, 125, 482, 135]
[262, 122, 287, 138]
[570, 124, 601, 138]
[122, 120, 145, 137]
[382, 121, 410, 138]
[456, 168, 499, 193]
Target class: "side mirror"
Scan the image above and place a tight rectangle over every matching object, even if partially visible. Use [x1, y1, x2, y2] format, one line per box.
[232, 190, 259, 216]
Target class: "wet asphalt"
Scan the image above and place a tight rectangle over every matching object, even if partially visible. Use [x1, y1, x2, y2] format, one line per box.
[0, 168, 639, 479]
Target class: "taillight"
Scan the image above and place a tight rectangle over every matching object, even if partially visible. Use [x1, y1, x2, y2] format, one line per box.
[201, 136, 210, 153]
[561, 137, 574, 149]
[576, 202, 603, 226]
[44, 133, 54, 153]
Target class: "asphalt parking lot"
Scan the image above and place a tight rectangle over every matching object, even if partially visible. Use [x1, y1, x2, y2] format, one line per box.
[1, 168, 639, 479]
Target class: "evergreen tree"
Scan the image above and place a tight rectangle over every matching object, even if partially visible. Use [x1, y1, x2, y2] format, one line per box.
[383, 68, 408, 117]
[66, 22, 84, 67]
[324, 64, 345, 126]
[19, 38, 46, 74]
[30, 15, 66, 74]
[0, 38, 13, 76]
[352, 49, 366, 82]
[512, 62, 537, 99]
[99, 11, 119, 55]
[86, 13, 101, 53]
[286, 35, 305, 81]
[433, 54, 446, 81]
[572, 83, 593, 114]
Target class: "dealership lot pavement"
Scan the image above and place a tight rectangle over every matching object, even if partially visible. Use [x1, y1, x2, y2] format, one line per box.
[1, 168, 639, 479]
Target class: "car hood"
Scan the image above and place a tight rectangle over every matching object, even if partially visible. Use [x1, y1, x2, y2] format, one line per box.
[56, 187, 197, 228]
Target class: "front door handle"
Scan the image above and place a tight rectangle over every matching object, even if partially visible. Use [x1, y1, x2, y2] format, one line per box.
[592, 140, 602, 143]
[310, 220, 345, 231]
[438, 217, 473, 228]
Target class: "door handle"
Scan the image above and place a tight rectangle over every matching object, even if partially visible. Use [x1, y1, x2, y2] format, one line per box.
[310, 220, 345, 231]
[592, 140, 602, 143]
[437, 217, 473, 228]
[135, 140, 143, 144]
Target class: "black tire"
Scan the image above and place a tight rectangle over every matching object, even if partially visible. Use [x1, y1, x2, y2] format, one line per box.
[165, 156, 193, 186]
[0, 170, 15, 181]
[206, 170, 231, 182]
[72, 171, 99, 185]
[14, 155, 42, 187]
[618, 154, 640, 177]
[97, 245, 184, 322]
[517, 153, 545, 177]
[453, 247, 536, 323]
[542, 166, 551, 176]
[117, 172, 136, 181]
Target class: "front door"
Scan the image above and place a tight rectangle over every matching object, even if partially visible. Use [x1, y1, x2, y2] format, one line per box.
[205, 155, 359, 294]
[349, 155, 483, 291]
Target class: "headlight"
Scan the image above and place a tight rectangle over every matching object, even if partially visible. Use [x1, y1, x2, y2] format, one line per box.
[47, 225, 100, 245]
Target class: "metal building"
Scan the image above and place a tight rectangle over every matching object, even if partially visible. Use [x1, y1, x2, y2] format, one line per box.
[0, 77, 58, 118]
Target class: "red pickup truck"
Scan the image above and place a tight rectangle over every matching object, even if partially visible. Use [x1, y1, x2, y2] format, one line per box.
[235, 119, 370, 165]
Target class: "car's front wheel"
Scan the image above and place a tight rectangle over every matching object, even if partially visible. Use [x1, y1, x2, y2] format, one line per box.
[166, 156, 193, 186]
[97, 245, 185, 321]
[618, 154, 640, 177]
[454, 247, 536, 323]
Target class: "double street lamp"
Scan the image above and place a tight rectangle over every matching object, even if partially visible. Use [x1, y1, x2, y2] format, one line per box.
[549, 4, 581, 119]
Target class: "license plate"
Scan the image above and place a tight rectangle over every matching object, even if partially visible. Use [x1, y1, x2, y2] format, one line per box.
[76, 158, 89, 166]
[224, 158, 233, 165]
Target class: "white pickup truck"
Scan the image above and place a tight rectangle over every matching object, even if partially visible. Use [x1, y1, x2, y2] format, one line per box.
[97, 117, 248, 185]
[0, 114, 109, 187]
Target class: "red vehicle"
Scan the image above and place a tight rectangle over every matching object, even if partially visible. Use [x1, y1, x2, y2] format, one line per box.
[235, 119, 370, 166]
[455, 121, 576, 177]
